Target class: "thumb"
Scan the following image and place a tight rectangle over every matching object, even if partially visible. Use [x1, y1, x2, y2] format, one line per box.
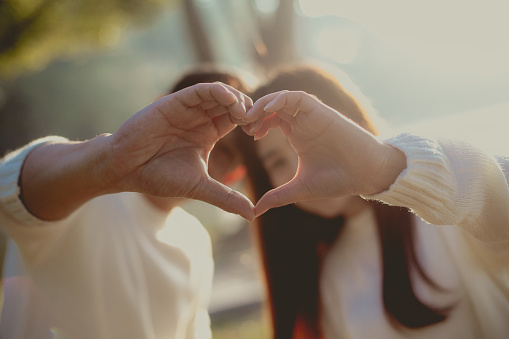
[196, 178, 255, 221]
[254, 180, 304, 217]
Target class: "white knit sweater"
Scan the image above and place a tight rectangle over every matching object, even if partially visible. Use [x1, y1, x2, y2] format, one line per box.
[321, 134, 509, 338]
[0, 137, 214, 339]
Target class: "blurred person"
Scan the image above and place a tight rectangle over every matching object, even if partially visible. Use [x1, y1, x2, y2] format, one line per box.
[214, 64, 509, 339]
[0, 72, 254, 339]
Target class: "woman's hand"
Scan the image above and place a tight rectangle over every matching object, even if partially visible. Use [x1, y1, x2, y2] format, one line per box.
[242, 90, 406, 217]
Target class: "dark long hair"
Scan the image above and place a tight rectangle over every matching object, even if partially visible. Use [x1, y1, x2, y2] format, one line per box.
[235, 64, 450, 338]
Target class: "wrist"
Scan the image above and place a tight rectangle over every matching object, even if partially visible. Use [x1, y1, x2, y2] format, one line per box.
[368, 142, 407, 195]
[20, 134, 116, 220]
[85, 133, 120, 195]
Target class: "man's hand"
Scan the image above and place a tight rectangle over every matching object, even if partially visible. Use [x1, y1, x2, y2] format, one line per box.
[21, 83, 256, 221]
[105, 82, 255, 220]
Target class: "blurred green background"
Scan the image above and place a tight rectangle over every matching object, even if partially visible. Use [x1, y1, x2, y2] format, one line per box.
[1, 0, 508, 337]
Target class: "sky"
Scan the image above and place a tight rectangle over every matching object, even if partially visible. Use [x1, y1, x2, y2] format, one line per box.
[298, 0, 509, 77]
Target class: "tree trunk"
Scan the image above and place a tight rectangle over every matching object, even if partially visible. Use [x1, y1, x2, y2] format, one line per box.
[248, 0, 296, 70]
[183, 0, 214, 63]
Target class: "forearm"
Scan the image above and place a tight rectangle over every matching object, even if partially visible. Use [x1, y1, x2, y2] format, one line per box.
[365, 134, 509, 242]
[20, 134, 116, 221]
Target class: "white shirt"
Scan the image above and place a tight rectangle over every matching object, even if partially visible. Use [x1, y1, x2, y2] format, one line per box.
[321, 134, 509, 339]
[0, 138, 214, 339]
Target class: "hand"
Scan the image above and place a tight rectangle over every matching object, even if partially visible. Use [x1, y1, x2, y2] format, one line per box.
[242, 91, 406, 217]
[106, 82, 255, 220]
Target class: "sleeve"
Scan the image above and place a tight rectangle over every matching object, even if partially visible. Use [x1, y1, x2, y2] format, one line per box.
[0, 136, 69, 226]
[186, 243, 213, 339]
[0, 137, 71, 266]
[363, 133, 509, 246]
[164, 208, 214, 339]
[191, 240, 214, 339]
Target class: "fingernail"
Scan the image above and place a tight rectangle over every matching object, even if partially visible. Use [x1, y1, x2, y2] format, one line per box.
[264, 102, 274, 112]
[249, 125, 257, 135]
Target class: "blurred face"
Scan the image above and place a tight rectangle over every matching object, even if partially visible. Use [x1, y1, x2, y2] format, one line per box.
[255, 129, 360, 218]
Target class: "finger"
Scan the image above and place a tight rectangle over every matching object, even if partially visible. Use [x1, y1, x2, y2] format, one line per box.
[212, 114, 237, 138]
[244, 92, 283, 123]
[254, 180, 305, 217]
[242, 111, 274, 136]
[244, 90, 312, 128]
[262, 91, 312, 119]
[196, 178, 255, 221]
[179, 83, 239, 110]
[241, 124, 254, 136]
[200, 100, 223, 111]
[244, 95, 254, 111]
[187, 85, 246, 122]
[264, 91, 326, 118]
[220, 82, 252, 102]
[204, 103, 246, 128]
[253, 114, 282, 140]
[205, 104, 229, 119]
[207, 106, 245, 127]
[199, 89, 249, 114]
[220, 83, 251, 120]
[227, 98, 248, 121]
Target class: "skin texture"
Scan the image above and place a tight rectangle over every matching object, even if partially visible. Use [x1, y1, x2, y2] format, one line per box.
[20, 83, 256, 221]
[255, 127, 367, 218]
[20, 87, 405, 221]
[241, 90, 407, 217]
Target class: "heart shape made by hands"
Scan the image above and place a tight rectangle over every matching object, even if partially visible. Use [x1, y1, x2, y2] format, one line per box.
[211, 90, 403, 219]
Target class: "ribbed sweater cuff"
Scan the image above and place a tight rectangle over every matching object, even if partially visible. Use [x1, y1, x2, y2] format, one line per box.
[0, 136, 69, 225]
[363, 133, 459, 224]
